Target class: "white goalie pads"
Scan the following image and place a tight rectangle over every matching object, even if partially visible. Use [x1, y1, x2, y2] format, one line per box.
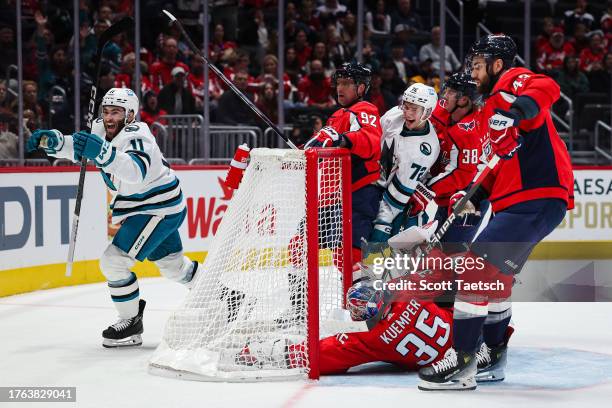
[388, 219, 439, 251]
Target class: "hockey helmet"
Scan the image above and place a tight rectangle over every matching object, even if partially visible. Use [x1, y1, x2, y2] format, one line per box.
[101, 88, 139, 124]
[332, 62, 372, 95]
[346, 282, 384, 321]
[441, 72, 478, 100]
[402, 83, 438, 124]
[467, 34, 517, 69]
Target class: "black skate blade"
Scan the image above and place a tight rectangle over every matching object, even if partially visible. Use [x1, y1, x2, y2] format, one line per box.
[103, 334, 143, 348]
[418, 378, 477, 391]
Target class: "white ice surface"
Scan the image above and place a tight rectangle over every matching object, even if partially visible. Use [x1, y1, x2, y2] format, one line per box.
[1, 277, 612, 408]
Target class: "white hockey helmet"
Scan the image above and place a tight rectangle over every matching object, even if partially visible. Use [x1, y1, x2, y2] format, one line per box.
[401, 83, 438, 124]
[101, 87, 139, 124]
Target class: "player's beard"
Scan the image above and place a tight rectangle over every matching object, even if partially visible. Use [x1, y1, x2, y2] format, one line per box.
[104, 120, 125, 140]
[477, 75, 493, 96]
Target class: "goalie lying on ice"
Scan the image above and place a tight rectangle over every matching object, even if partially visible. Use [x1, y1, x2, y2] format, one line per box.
[234, 274, 455, 375]
[27, 87, 198, 348]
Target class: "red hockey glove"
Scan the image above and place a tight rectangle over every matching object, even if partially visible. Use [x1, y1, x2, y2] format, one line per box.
[408, 183, 436, 216]
[304, 126, 342, 149]
[448, 190, 476, 216]
[488, 109, 523, 160]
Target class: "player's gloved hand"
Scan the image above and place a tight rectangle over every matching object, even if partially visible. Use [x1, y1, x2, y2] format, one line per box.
[72, 131, 114, 166]
[408, 183, 436, 216]
[304, 126, 342, 149]
[488, 109, 523, 160]
[369, 220, 392, 243]
[448, 190, 475, 216]
[27, 129, 64, 154]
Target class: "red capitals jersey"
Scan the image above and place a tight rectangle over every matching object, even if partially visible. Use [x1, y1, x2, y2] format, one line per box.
[149, 61, 190, 93]
[480, 67, 574, 212]
[536, 42, 575, 72]
[325, 101, 382, 191]
[429, 103, 485, 207]
[579, 47, 605, 71]
[301, 300, 453, 375]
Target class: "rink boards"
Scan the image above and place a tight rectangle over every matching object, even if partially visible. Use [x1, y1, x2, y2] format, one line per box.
[0, 165, 611, 297]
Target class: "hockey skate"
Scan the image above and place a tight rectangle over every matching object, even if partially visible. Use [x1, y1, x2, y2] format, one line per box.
[476, 325, 513, 382]
[185, 261, 199, 289]
[418, 348, 477, 391]
[102, 299, 146, 348]
[475, 341, 508, 382]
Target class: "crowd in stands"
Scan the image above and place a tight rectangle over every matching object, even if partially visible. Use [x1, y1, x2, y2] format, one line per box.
[0, 0, 610, 161]
[535, 1, 611, 99]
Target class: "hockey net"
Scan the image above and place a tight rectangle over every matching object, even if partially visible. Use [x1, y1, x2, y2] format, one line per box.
[149, 148, 352, 381]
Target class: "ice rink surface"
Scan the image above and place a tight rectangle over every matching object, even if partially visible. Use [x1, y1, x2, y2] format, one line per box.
[1, 277, 612, 408]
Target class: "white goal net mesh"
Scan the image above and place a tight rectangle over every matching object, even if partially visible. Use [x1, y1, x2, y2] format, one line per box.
[149, 148, 350, 381]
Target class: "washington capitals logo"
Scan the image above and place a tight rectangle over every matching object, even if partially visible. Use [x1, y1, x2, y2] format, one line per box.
[458, 120, 476, 132]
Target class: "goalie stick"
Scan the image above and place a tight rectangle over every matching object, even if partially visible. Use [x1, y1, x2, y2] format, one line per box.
[64, 16, 134, 277]
[162, 10, 298, 150]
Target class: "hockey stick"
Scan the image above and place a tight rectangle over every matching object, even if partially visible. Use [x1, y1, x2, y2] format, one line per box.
[387, 154, 501, 256]
[423, 154, 500, 254]
[162, 10, 298, 150]
[362, 155, 501, 327]
[65, 16, 134, 277]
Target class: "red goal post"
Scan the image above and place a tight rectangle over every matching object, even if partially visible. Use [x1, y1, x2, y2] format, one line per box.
[305, 148, 353, 379]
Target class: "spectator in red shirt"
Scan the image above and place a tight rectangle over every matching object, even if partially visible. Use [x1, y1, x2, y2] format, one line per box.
[140, 90, 168, 127]
[149, 37, 190, 92]
[221, 50, 257, 93]
[366, 71, 395, 116]
[255, 80, 279, 125]
[253, 54, 292, 96]
[115, 52, 153, 94]
[535, 17, 555, 54]
[297, 59, 335, 108]
[294, 29, 312, 67]
[579, 30, 605, 71]
[209, 24, 237, 65]
[187, 56, 206, 110]
[536, 27, 575, 73]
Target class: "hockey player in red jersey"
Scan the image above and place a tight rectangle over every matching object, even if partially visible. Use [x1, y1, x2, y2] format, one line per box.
[280, 62, 382, 329]
[418, 34, 574, 391]
[304, 62, 383, 262]
[428, 72, 484, 213]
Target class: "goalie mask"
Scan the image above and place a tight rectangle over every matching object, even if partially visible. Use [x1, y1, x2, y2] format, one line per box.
[401, 83, 438, 127]
[101, 88, 139, 125]
[346, 282, 384, 321]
